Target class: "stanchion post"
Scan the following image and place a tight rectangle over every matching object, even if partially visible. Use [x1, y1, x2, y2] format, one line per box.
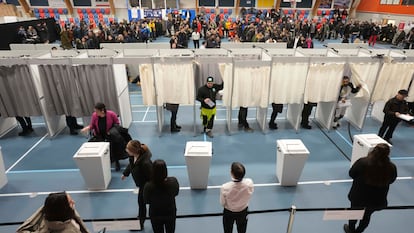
[286, 205, 297, 233]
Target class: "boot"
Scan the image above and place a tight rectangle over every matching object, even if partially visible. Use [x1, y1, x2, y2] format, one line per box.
[115, 160, 121, 171]
[269, 122, 278, 129]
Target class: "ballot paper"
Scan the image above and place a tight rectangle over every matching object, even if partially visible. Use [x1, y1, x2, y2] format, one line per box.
[398, 114, 414, 122]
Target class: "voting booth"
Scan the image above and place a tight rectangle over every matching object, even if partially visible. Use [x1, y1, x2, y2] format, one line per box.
[276, 139, 309, 186]
[73, 142, 111, 190]
[184, 141, 212, 189]
[351, 134, 391, 166]
[0, 147, 7, 189]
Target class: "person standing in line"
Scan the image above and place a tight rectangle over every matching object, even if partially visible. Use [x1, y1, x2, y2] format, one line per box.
[268, 103, 283, 130]
[122, 140, 153, 230]
[344, 143, 397, 233]
[196, 76, 224, 138]
[191, 30, 200, 49]
[220, 162, 254, 233]
[144, 159, 179, 233]
[15, 116, 33, 136]
[333, 76, 361, 129]
[378, 89, 409, 144]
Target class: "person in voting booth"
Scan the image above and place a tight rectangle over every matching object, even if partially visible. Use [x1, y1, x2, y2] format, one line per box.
[17, 192, 90, 233]
[268, 103, 283, 130]
[15, 116, 34, 136]
[332, 76, 361, 129]
[344, 143, 397, 233]
[165, 103, 181, 133]
[196, 76, 224, 138]
[220, 162, 254, 233]
[80, 102, 125, 171]
[122, 140, 153, 230]
[144, 159, 179, 233]
[378, 89, 409, 145]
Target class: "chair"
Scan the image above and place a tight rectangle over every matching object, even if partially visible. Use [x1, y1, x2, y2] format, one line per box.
[58, 8, 63, 14]
[205, 8, 210, 13]
[33, 8, 39, 13]
[34, 12, 40, 18]
[38, 8, 44, 13]
[77, 9, 82, 14]
[48, 8, 53, 13]
[100, 8, 105, 14]
[39, 12, 45, 18]
[63, 8, 68, 14]
[317, 10, 322, 16]
[91, 8, 96, 14]
[223, 8, 228, 14]
[210, 9, 215, 13]
[228, 9, 232, 15]
[283, 9, 288, 15]
[86, 8, 91, 14]
[105, 8, 110, 14]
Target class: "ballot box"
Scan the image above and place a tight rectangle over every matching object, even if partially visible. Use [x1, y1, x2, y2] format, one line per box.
[73, 142, 111, 190]
[0, 147, 7, 189]
[184, 141, 212, 189]
[276, 139, 309, 186]
[351, 134, 391, 166]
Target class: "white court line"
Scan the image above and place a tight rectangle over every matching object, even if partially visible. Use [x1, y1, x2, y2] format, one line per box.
[6, 133, 48, 173]
[1, 176, 412, 198]
[142, 106, 151, 122]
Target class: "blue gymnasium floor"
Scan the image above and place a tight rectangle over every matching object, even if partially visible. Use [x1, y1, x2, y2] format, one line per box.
[1, 39, 414, 233]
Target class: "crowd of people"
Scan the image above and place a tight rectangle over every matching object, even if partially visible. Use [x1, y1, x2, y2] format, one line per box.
[16, 7, 414, 50]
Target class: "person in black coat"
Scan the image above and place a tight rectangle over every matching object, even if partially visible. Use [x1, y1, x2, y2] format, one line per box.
[196, 76, 224, 138]
[144, 159, 179, 233]
[122, 140, 153, 229]
[344, 143, 397, 233]
[378, 89, 409, 144]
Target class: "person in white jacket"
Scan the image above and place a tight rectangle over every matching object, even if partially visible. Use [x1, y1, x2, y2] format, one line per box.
[220, 162, 254, 233]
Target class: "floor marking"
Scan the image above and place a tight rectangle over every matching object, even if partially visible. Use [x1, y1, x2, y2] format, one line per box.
[6, 134, 48, 173]
[335, 130, 353, 147]
[1, 177, 411, 198]
[142, 106, 151, 121]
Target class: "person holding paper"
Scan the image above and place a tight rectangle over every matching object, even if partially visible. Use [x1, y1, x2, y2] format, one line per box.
[378, 89, 409, 144]
[220, 162, 254, 233]
[333, 76, 361, 129]
[344, 143, 397, 233]
[196, 76, 224, 138]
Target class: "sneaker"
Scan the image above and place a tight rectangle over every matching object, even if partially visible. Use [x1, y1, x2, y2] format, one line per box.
[175, 125, 182, 129]
[70, 130, 79, 135]
[206, 131, 214, 138]
[18, 129, 31, 136]
[238, 123, 244, 128]
[74, 124, 84, 129]
[244, 127, 254, 132]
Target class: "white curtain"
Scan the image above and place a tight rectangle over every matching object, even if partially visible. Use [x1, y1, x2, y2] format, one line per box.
[153, 63, 195, 106]
[139, 64, 156, 105]
[269, 63, 309, 104]
[371, 62, 414, 102]
[349, 62, 380, 100]
[304, 63, 345, 103]
[218, 63, 233, 107]
[231, 65, 271, 108]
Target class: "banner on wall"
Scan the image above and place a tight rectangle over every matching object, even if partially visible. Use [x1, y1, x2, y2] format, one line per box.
[144, 9, 162, 19]
[333, 0, 351, 8]
[48, 0, 66, 7]
[319, 0, 333, 9]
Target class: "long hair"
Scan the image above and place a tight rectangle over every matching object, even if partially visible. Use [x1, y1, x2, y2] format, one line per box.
[127, 140, 143, 156]
[152, 159, 168, 185]
[364, 143, 394, 187]
[43, 192, 75, 222]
